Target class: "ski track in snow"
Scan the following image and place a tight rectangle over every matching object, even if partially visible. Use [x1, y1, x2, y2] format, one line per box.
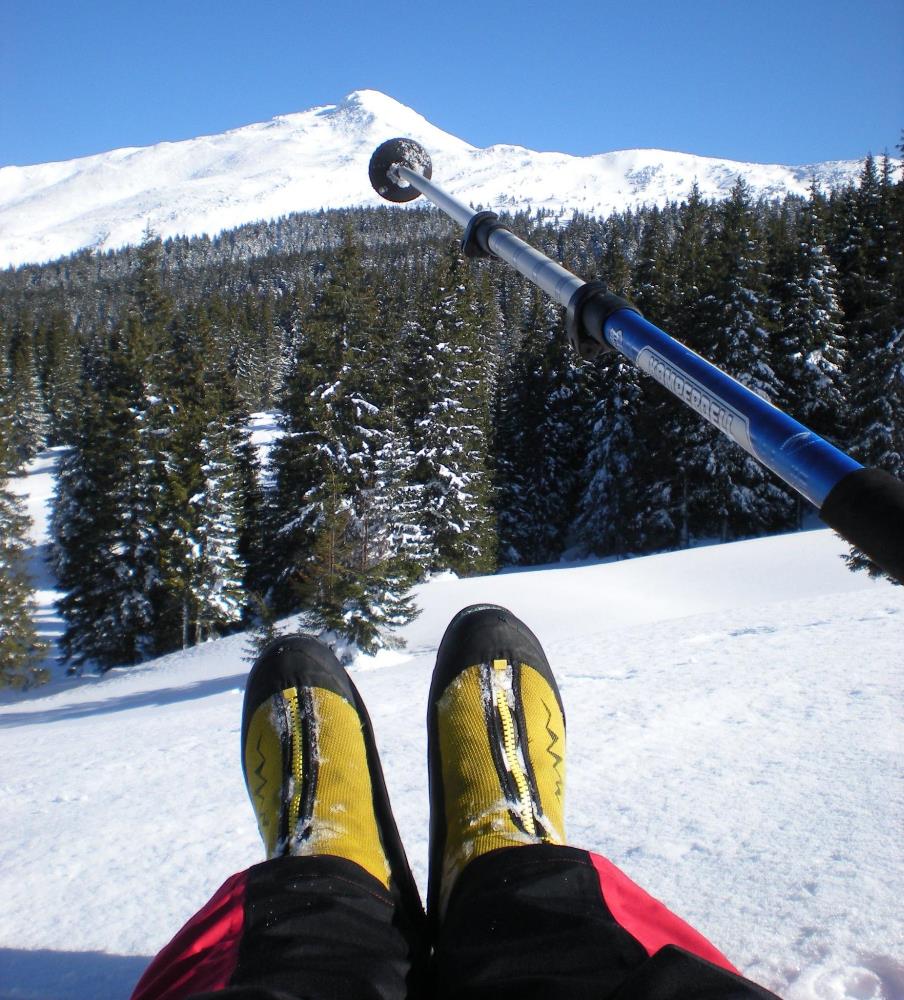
[1, 450, 902, 1000]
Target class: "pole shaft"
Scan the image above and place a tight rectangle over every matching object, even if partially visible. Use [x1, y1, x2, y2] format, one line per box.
[395, 165, 474, 228]
[487, 229, 584, 307]
[396, 165, 584, 306]
[605, 310, 861, 508]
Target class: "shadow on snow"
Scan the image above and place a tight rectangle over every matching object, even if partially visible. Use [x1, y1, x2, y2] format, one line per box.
[0, 673, 247, 729]
[0, 946, 151, 1000]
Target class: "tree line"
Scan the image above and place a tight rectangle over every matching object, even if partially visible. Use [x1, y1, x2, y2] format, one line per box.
[1, 152, 901, 687]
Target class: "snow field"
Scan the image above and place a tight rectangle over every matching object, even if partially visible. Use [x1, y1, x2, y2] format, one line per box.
[0, 452, 902, 999]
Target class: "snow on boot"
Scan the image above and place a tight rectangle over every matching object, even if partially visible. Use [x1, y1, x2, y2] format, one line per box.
[427, 605, 566, 920]
[241, 634, 418, 905]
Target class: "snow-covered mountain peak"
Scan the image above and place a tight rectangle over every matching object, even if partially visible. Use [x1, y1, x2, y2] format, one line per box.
[309, 89, 471, 155]
[332, 88, 421, 123]
[0, 89, 873, 269]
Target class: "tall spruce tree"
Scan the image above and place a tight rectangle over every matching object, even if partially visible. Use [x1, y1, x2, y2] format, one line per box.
[528, 294, 587, 559]
[769, 189, 848, 527]
[269, 228, 419, 650]
[235, 432, 270, 614]
[771, 191, 847, 437]
[52, 315, 162, 669]
[576, 355, 648, 558]
[6, 317, 49, 468]
[695, 179, 793, 541]
[495, 297, 547, 564]
[51, 234, 171, 669]
[270, 229, 370, 619]
[643, 186, 719, 549]
[575, 229, 658, 558]
[497, 287, 586, 564]
[366, 395, 424, 574]
[153, 308, 249, 649]
[0, 353, 48, 688]
[410, 247, 496, 575]
[839, 156, 904, 576]
[626, 205, 689, 552]
[37, 309, 81, 447]
[341, 275, 422, 651]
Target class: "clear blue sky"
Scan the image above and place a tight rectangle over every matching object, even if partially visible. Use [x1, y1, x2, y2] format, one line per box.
[2, 0, 901, 168]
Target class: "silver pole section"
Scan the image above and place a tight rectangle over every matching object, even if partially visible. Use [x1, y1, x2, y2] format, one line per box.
[395, 164, 584, 308]
[486, 228, 584, 308]
[394, 164, 474, 228]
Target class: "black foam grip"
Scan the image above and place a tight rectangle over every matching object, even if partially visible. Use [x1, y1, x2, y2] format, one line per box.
[819, 467, 904, 584]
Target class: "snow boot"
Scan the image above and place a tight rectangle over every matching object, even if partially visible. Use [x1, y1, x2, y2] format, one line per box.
[427, 605, 566, 920]
[241, 634, 419, 905]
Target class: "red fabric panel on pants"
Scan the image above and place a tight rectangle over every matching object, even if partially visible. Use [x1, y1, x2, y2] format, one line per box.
[129, 869, 249, 1000]
[589, 853, 739, 974]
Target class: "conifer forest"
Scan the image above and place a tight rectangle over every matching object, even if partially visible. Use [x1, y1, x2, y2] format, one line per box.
[1, 153, 902, 687]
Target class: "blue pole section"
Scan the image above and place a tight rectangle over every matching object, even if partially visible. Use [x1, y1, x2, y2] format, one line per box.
[604, 310, 862, 509]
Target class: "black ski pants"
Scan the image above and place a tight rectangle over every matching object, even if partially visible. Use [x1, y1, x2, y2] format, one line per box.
[130, 844, 781, 1000]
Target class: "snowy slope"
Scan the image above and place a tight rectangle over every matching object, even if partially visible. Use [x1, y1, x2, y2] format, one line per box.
[1, 450, 902, 1000]
[0, 89, 870, 269]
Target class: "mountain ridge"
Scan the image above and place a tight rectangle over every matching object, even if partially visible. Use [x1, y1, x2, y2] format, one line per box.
[0, 89, 873, 269]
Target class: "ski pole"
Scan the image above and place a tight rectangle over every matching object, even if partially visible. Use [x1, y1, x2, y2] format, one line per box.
[368, 138, 904, 586]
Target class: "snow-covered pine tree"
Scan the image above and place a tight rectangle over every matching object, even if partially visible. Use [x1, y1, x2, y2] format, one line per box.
[769, 188, 848, 527]
[37, 309, 80, 447]
[573, 228, 660, 559]
[52, 320, 159, 669]
[496, 286, 586, 564]
[626, 204, 689, 552]
[52, 233, 174, 670]
[254, 293, 285, 411]
[269, 227, 419, 649]
[0, 355, 47, 688]
[695, 179, 794, 541]
[537, 311, 592, 561]
[276, 278, 314, 398]
[575, 355, 648, 558]
[224, 291, 284, 412]
[473, 265, 504, 439]
[235, 432, 269, 615]
[632, 205, 675, 324]
[0, 490, 47, 689]
[600, 221, 634, 297]
[269, 233, 366, 618]
[337, 284, 421, 652]
[6, 317, 50, 469]
[395, 310, 439, 561]
[288, 459, 358, 639]
[367, 396, 425, 574]
[189, 416, 249, 640]
[495, 286, 550, 565]
[340, 441, 422, 652]
[839, 155, 904, 576]
[410, 246, 496, 576]
[153, 308, 249, 649]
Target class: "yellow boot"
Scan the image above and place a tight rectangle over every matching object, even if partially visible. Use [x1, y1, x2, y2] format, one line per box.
[427, 605, 566, 919]
[241, 634, 419, 908]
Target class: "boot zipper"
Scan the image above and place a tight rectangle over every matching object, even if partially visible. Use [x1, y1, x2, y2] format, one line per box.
[490, 659, 537, 836]
[284, 687, 317, 847]
[285, 689, 305, 838]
